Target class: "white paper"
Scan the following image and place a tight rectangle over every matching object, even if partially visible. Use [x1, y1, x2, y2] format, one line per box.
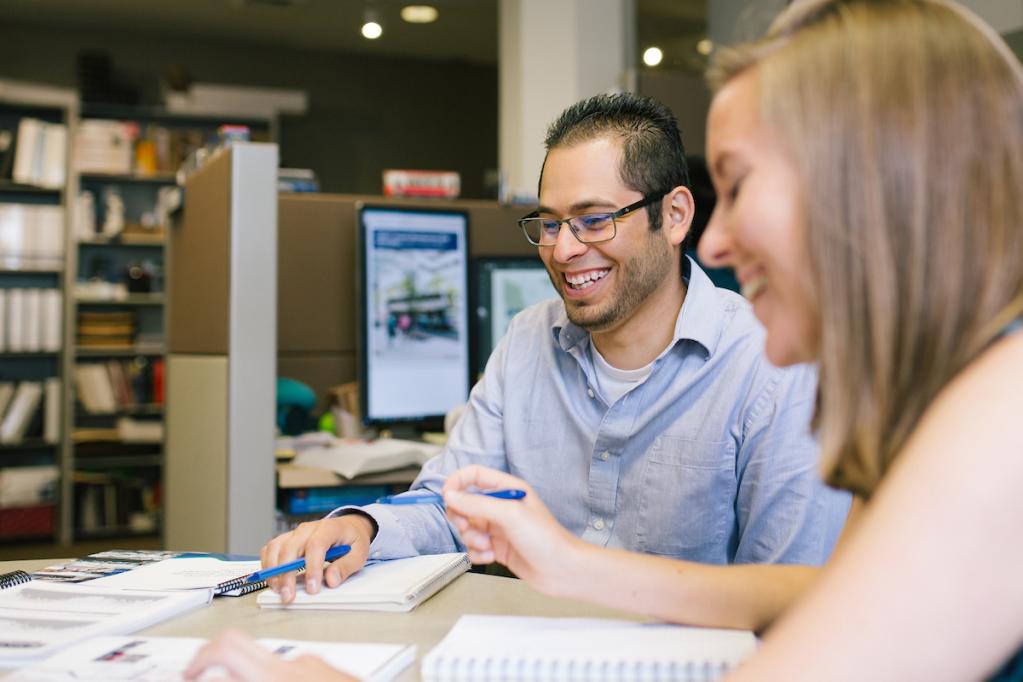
[5, 635, 415, 682]
[90, 557, 262, 591]
[292, 438, 440, 479]
[0, 582, 211, 667]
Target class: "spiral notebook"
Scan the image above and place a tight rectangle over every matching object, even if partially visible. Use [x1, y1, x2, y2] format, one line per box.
[421, 615, 757, 681]
[258, 553, 470, 612]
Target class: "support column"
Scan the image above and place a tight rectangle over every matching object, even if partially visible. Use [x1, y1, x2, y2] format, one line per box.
[499, 0, 635, 203]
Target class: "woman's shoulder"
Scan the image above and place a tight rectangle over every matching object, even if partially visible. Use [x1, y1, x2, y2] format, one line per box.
[948, 329, 1023, 412]
[910, 331, 1023, 461]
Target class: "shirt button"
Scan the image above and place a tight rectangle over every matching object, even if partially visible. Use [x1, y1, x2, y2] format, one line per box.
[372, 551, 381, 559]
[587, 388, 595, 399]
[599, 450, 610, 461]
[593, 519, 605, 530]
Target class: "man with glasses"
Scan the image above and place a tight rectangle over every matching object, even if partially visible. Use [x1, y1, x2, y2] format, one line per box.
[261, 93, 850, 603]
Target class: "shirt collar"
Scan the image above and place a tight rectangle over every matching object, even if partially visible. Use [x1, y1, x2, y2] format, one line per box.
[552, 255, 726, 358]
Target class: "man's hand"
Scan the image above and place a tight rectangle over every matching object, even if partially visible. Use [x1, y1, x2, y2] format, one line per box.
[183, 629, 358, 681]
[260, 514, 376, 604]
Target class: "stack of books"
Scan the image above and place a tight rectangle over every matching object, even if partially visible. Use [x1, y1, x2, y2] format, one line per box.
[77, 310, 134, 349]
[74, 358, 163, 415]
[0, 287, 63, 352]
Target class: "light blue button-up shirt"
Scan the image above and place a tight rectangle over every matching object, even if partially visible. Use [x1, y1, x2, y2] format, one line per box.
[341, 258, 851, 565]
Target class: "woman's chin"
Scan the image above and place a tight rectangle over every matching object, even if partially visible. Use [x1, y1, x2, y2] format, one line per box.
[764, 334, 814, 367]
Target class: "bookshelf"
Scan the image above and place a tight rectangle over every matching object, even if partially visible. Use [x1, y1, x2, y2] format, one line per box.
[0, 78, 77, 546]
[69, 107, 273, 545]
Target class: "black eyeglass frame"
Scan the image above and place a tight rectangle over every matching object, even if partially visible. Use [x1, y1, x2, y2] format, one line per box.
[517, 191, 668, 246]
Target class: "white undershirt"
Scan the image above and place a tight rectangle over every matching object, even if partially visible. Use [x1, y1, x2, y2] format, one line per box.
[590, 343, 656, 405]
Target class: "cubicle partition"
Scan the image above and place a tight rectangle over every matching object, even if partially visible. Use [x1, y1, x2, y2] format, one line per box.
[165, 143, 278, 554]
[277, 194, 536, 407]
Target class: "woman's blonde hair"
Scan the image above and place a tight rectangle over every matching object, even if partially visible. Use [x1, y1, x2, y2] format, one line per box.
[708, 0, 1023, 497]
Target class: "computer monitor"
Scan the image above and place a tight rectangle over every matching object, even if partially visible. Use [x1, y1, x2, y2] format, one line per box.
[472, 256, 558, 377]
[357, 204, 471, 430]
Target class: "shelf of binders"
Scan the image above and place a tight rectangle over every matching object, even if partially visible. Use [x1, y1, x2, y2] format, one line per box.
[0, 79, 77, 545]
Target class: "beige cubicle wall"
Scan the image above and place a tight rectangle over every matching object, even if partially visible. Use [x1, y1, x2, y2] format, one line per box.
[276, 194, 537, 407]
[165, 143, 278, 554]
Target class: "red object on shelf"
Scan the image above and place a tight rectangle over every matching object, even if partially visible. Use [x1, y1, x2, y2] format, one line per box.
[0, 505, 56, 539]
[152, 358, 165, 405]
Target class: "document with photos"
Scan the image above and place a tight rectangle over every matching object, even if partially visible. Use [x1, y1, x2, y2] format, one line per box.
[5, 635, 416, 682]
[0, 581, 211, 668]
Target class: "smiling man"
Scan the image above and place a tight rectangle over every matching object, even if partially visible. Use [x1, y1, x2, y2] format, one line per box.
[259, 93, 851, 603]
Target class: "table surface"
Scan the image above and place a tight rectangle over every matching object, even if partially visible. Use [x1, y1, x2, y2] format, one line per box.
[0, 558, 637, 681]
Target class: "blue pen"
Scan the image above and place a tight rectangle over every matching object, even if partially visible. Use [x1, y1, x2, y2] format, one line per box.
[375, 489, 527, 505]
[213, 545, 352, 595]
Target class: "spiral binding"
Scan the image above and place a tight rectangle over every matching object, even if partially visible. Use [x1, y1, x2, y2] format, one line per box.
[422, 654, 731, 681]
[214, 576, 268, 597]
[0, 570, 32, 589]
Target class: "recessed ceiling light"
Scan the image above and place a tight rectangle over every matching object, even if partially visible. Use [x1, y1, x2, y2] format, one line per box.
[362, 21, 383, 39]
[401, 5, 438, 23]
[362, 6, 383, 39]
[642, 47, 663, 67]
[697, 39, 714, 56]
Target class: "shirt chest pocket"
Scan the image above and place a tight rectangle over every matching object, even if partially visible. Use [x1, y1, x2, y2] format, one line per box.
[637, 436, 737, 560]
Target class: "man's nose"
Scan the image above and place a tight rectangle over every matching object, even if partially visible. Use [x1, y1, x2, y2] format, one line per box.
[552, 222, 588, 262]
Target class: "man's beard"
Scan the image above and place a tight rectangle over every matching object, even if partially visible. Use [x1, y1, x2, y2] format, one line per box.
[554, 230, 674, 333]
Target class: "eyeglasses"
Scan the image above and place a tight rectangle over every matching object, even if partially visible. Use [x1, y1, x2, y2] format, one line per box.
[518, 192, 666, 246]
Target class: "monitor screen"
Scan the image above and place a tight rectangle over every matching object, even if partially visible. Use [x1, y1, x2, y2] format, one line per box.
[472, 256, 558, 377]
[358, 205, 470, 427]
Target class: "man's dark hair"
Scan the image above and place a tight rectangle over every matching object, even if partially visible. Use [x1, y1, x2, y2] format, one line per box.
[541, 93, 690, 235]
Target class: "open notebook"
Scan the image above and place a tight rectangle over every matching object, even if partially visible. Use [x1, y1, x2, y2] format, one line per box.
[258, 552, 469, 612]
[5, 635, 415, 682]
[421, 615, 758, 681]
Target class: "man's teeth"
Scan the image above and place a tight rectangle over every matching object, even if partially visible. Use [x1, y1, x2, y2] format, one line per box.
[565, 269, 610, 290]
[741, 276, 767, 301]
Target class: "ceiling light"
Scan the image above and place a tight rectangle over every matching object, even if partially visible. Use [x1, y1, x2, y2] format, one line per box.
[401, 5, 438, 23]
[362, 6, 383, 39]
[697, 39, 714, 56]
[642, 47, 663, 67]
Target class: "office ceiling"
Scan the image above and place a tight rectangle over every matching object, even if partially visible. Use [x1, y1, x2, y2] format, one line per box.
[0, 0, 708, 71]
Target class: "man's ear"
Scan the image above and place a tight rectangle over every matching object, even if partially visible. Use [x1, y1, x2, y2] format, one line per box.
[663, 185, 695, 248]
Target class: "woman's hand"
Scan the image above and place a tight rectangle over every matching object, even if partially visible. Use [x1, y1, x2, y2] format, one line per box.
[442, 465, 586, 595]
[183, 629, 359, 682]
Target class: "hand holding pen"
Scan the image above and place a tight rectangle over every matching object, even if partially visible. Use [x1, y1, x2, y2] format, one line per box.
[260, 513, 378, 605]
[442, 465, 585, 589]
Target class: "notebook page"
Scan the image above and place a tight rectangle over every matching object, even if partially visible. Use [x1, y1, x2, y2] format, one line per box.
[88, 557, 261, 591]
[422, 615, 757, 680]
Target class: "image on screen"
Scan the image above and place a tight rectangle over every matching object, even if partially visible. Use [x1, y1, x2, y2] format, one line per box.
[472, 257, 558, 377]
[359, 206, 470, 425]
